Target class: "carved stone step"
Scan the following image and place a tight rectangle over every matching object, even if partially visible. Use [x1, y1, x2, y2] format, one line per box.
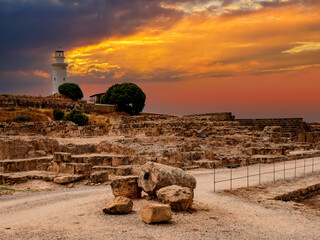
[92, 165, 140, 176]
[0, 156, 52, 173]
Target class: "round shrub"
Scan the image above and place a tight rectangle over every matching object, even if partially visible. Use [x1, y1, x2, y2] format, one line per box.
[53, 109, 64, 120]
[101, 83, 146, 115]
[58, 83, 83, 101]
[63, 110, 88, 126]
[15, 115, 31, 122]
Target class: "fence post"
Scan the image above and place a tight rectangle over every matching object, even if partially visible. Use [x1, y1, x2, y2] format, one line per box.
[214, 163, 216, 192]
[247, 163, 249, 187]
[259, 159, 261, 185]
[230, 165, 232, 190]
[273, 158, 275, 183]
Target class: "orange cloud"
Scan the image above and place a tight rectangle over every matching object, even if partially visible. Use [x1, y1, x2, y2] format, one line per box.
[33, 70, 50, 78]
[66, 2, 320, 83]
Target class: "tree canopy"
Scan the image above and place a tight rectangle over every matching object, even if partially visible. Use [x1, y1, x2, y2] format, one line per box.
[58, 83, 83, 101]
[101, 83, 146, 115]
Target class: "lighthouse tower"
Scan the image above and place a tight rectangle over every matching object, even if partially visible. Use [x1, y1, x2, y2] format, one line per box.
[52, 49, 68, 94]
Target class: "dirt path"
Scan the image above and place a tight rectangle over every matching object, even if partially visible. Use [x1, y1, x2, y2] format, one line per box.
[0, 170, 319, 239]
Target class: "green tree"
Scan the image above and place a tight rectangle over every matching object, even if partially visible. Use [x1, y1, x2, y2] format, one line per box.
[63, 110, 88, 126]
[58, 83, 83, 101]
[101, 83, 146, 115]
[53, 109, 64, 120]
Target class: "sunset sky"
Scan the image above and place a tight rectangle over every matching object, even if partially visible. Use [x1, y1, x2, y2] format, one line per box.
[1, 0, 320, 120]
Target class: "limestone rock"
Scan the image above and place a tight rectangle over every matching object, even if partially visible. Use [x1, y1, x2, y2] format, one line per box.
[53, 152, 72, 162]
[90, 171, 108, 183]
[141, 203, 172, 224]
[145, 128, 161, 137]
[197, 128, 207, 138]
[103, 196, 133, 214]
[138, 162, 196, 195]
[53, 175, 82, 184]
[156, 185, 194, 211]
[111, 176, 142, 199]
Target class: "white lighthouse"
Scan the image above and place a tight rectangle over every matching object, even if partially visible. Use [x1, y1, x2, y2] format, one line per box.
[52, 49, 68, 94]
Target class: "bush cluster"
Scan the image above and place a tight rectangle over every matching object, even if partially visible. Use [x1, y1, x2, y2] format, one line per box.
[101, 83, 146, 115]
[58, 83, 83, 101]
[53, 109, 64, 120]
[63, 110, 88, 126]
[15, 115, 31, 122]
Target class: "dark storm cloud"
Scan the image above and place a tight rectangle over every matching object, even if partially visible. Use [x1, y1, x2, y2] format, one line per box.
[0, 0, 188, 93]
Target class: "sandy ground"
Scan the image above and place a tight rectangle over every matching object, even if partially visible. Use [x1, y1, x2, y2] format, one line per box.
[1, 169, 320, 240]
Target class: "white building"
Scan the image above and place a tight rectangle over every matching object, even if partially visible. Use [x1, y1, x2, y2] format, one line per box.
[52, 49, 68, 94]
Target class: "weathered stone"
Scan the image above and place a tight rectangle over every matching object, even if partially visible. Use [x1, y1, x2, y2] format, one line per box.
[157, 185, 194, 211]
[111, 156, 130, 167]
[145, 128, 161, 137]
[111, 176, 142, 199]
[103, 196, 133, 214]
[141, 203, 172, 224]
[90, 171, 108, 183]
[53, 175, 82, 184]
[197, 128, 207, 138]
[138, 162, 197, 195]
[28, 150, 47, 157]
[53, 152, 72, 162]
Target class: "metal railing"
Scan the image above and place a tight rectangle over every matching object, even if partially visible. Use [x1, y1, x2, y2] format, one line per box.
[213, 157, 320, 192]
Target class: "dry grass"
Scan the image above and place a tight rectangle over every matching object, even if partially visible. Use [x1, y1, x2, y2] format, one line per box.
[0, 108, 53, 122]
[88, 113, 110, 131]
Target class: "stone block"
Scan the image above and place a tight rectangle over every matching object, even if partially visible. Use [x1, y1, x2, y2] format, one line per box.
[157, 185, 194, 211]
[111, 176, 141, 199]
[90, 171, 108, 183]
[103, 196, 133, 214]
[53, 152, 72, 162]
[141, 203, 172, 224]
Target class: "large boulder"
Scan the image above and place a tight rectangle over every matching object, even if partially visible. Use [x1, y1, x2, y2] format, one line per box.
[141, 203, 172, 224]
[103, 196, 133, 214]
[111, 176, 142, 199]
[137, 162, 196, 195]
[156, 185, 194, 211]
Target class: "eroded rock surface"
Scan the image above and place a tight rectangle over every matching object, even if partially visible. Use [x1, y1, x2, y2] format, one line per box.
[103, 196, 133, 214]
[138, 162, 197, 195]
[111, 176, 141, 199]
[156, 185, 194, 211]
[90, 171, 108, 183]
[140, 203, 172, 224]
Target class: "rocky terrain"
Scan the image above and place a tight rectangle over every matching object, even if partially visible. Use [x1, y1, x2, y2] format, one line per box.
[1, 112, 319, 185]
[1, 110, 320, 239]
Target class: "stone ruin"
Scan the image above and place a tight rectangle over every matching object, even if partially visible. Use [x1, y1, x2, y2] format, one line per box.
[104, 162, 196, 224]
[0, 111, 319, 187]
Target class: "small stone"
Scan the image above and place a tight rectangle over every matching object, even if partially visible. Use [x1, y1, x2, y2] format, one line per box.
[197, 128, 207, 138]
[103, 196, 133, 214]
[141, 203, 172, 224]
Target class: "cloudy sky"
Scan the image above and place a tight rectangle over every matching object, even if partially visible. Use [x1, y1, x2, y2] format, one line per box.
[1, 0, 320, 120]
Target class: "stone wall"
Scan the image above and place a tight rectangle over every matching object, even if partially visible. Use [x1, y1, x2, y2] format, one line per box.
[0, 94, 116, 113]
[274, 183, 320, 202]
[185, 112, 235, 121]
[0, 121, 106, 137]
[237, 118, 305, 133]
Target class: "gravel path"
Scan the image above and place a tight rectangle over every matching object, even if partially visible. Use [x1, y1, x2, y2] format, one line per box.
[0, 170, 319, 239]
